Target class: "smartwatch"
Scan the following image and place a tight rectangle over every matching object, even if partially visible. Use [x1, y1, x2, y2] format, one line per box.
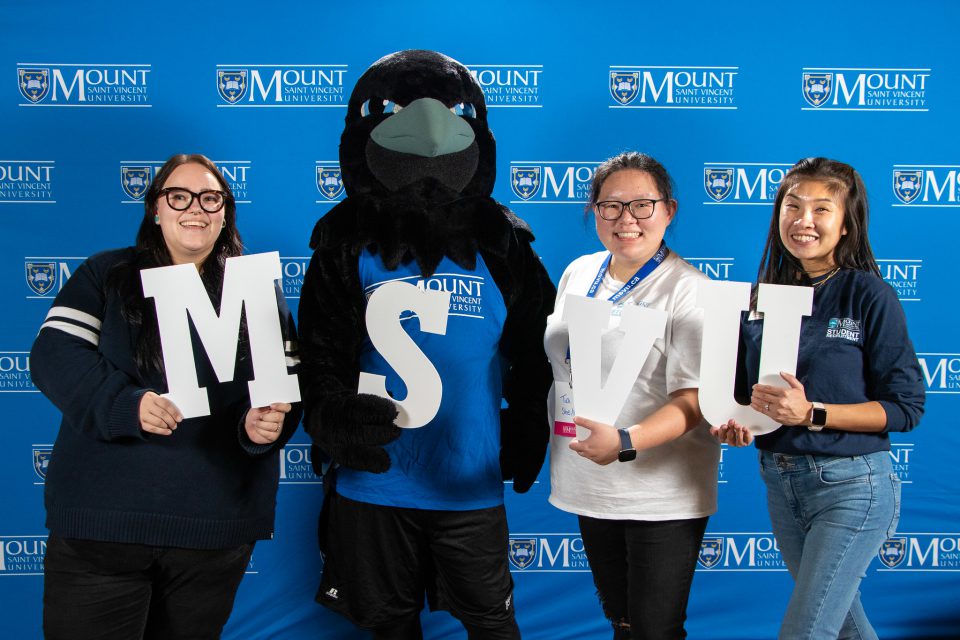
[808, 402, 827, 431]
[617, 428, 637, 462]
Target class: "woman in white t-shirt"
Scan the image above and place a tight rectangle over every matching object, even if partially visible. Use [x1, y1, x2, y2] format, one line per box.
[545, 152, 719, 639]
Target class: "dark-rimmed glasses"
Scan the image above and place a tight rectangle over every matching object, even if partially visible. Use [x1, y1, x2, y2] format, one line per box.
[594, 198, 664, 221]
[159, 188, 230, 213]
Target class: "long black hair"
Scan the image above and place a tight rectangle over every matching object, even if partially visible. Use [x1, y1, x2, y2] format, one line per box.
[756, 157, 880, 290]
[109, 154, 243, 376]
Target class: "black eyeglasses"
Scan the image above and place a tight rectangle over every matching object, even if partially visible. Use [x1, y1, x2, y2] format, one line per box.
[594, 198, 665, 221]
[159, 188, 230, 213]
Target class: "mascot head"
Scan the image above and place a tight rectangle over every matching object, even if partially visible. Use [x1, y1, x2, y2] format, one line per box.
[339, 49, 495, 200]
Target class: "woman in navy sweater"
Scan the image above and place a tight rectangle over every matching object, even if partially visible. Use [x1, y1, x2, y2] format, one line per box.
[31, 154, 301, 639]
[713, 158, 924, 640]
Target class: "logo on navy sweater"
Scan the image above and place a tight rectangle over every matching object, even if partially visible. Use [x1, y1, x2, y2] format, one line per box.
[826, 317, 861, 341]
[0, 352, 34, 392]
[877, 534, 960, 570]
[0, 536, 46, 575]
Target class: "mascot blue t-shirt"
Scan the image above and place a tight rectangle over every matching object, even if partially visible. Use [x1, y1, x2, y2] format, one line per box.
[335, 248, 508, 510]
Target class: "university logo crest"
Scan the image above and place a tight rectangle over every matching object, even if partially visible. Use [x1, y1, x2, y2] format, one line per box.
[609, 71, 639, 105]
[698, 537, 723, 568]
[878, 538, 906, 568]
[18, 68, 50, 103]
[25, 262, 56, 296]
[33, 448, 51, 480]
[802, 72, 833, 107]
[508, 538, 537, 570]
[510, 166, 540, 200]
[704, 168, 734, 202]
[893, 170, 923, 204]
[218, 69, 247, 104]
[121, 166, 152, 200]
[316, 167, 344, 200]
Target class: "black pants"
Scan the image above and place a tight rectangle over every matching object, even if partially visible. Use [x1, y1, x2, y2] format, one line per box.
[43, 533, 253, 640]
[578, 515, 709, 640]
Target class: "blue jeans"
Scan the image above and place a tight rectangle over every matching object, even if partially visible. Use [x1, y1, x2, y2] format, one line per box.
[760, 450, 901, 640]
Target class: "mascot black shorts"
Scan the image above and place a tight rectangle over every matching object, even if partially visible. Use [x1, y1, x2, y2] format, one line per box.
[317, 492, 517, 630]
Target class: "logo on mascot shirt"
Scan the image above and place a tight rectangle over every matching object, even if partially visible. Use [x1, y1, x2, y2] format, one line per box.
[608, 66, 738, 109]
[0, 161, 55, 204]
[800, 67, 930, 111]
[215, 64, 348, 106]
[315, 162, 344, 201]
[701, 162, 792, 205]
[0, 351, 35, 393]
[0, 536, 46, 575]
[17, 63, 151, 106]
[466, 64, 543, 107]
[877, 258, 922, 302]
[891, 165, 960, 207]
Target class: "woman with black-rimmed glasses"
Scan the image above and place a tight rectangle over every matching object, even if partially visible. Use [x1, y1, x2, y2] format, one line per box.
[544, 152, 719, 639]
[32, 154, 301, 639]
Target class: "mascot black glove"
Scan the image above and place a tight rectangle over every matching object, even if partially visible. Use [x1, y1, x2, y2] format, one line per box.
[499, 404, 549, 493]
[307, 392, 400, 473]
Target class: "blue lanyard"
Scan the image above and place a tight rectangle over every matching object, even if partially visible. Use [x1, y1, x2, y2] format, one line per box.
[585, 242, 669, 301]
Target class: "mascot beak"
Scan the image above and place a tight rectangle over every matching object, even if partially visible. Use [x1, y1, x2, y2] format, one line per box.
[370, 97, 476, 158]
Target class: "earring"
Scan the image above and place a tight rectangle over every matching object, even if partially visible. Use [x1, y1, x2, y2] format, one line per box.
[154, 214, 160, 225]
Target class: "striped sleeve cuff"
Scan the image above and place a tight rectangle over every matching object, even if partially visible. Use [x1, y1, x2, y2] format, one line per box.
[40, 306, 102, 346]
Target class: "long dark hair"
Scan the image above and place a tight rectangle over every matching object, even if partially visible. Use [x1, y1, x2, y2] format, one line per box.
[109, 154, 244, 376]
[756, 157, 880, 291]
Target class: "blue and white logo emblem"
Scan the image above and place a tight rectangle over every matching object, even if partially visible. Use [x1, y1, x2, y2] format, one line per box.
[33, 448, 51, 480]
[704, 168, 734, 202]
[121, 166, 152, 200]
[879, 538, 906, 568]
[511, 166, 541, 200]
[18, 68, 49, 103]
[893, 170, 923, 204]
[698, 537, 723, 569]
[217, 69, 247, 104]
[802, 72, 833, 107]
[508, 538, 537, 570]
[316, 167, 344, 200]
[25, 263, 56, 296]
[609, 72, 639, 105]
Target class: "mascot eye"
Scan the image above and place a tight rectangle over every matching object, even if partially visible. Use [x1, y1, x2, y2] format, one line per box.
[360, 98, 403, 117]
[451, 102, 477, 118]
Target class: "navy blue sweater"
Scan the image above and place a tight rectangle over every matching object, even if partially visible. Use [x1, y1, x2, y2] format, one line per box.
[740, 269, 924, 456]
[31, 248, 302, 549]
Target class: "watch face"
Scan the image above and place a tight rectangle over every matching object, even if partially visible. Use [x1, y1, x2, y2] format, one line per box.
[618, 449, 637, 462]
[812, 407, 827, 426]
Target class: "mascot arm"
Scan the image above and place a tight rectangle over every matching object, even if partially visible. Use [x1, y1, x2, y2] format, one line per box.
[298, 245, 400, 474]
[496, 236, 556, 493]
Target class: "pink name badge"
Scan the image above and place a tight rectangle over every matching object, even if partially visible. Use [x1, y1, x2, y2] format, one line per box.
[553, 381, 576, 438]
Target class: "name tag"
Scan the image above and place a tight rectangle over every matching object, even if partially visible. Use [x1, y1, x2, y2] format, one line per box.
[553, 381, 576, 437]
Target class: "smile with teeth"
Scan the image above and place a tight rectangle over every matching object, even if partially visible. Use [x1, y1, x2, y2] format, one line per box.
[791, 233, 818, 242]
[616, 232, 641, 239]
[179, 220, 209, 229]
